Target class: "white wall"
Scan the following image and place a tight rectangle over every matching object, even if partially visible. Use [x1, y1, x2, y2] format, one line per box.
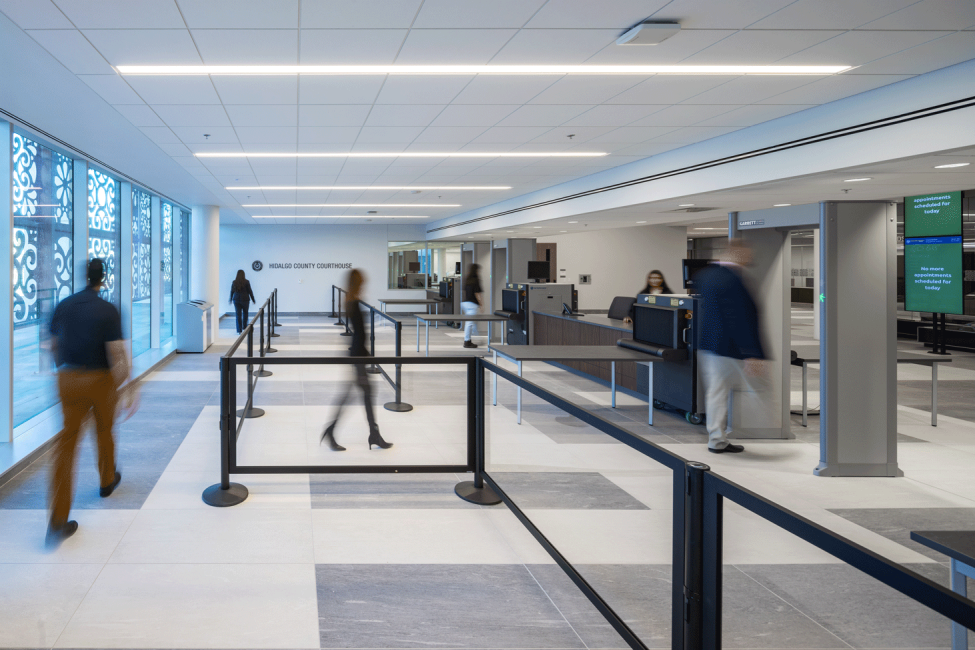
[220, 225, 425, 313]
[540, 225, 687, 309]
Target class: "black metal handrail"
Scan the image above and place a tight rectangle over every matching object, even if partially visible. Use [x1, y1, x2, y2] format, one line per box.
[331, 284, 350, 334]
[359, 301, 412, 412]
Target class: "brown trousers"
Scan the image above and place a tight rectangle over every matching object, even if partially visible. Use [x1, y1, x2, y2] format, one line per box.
[49, 369, 118, 527]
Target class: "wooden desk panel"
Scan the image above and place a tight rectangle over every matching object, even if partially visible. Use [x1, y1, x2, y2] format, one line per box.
[533, 312, 638, 391]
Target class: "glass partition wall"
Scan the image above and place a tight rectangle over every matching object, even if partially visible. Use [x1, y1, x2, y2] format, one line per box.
[387, 241, 462, 290]
[87, 168, 120, 306]
[161, 202, 174, 342]
[131, 188, 152, 357]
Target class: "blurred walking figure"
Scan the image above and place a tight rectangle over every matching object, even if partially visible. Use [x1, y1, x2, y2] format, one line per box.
[695, 239, 766, 454]
[461, 263, 483, 349]
[229, 269, 256, 334]
[320, 269, 393, 451]
[47, 259, 129, 547]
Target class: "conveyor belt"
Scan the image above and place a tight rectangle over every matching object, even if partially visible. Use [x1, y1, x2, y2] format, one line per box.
[616, 338, 687, 362]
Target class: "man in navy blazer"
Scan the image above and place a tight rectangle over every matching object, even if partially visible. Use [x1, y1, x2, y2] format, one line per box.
[695, 239, 766, 454]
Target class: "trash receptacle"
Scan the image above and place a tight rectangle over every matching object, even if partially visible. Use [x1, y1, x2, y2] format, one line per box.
[177, 300, 214, 353]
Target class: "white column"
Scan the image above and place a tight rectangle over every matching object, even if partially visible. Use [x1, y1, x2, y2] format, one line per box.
[191, 205, 220, 341]
[812, 228, 821, 341]
[150, 196, 161, 348]
[1, 120, 13, 441]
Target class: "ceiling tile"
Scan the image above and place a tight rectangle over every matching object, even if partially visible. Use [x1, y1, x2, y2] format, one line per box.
[529, 126, 618, 143]
[652, 125, 742, 142]
[412, 0, 546, 28]
[235, 126, 298, 144]
[78, 74, 144, 103]
[125, 75, 221, 103]
[584, 29, 737, 64]
[298, 105, 371, 127]
[450, 76, 558, 104]
[684, 29, 843, 64]
[490, 29, 619, 64]
[430, 104, 520, 127]
[300, 0, 422, 28]
[861, 0, 975, 30]
[470, 126, 553, 143]
[113, 104, 166, 127]
[396, 29, 515, 65]
[412, 126, 490, 143]
[646, 0, 794, 29]
[299, 76, 385, 104]
[82, 29, 201, 65]
[586, 126, 678, 143]
[851, 32, 975, 74]
[0, 0, 73, 29]
[497, 104, 593, 126]
[155, 142, 192, 156]
[528, 76, 647, 105]
[630, 104, 738, 126]
[27, 29, 114, 74]
[681, 76, 820, 104]
[54, 0, 185, 28]
[780, 30, 950, 66]
[355, 126, 425, 143]
[753, 74, 914, 105]
[750, 0, 919, 29]
[364, 104, 446, 127]
[192, 29, 298, 65]
[374, 76, 474, 104]
[211, 76, 297, 104]
[153, 104, 231, 126]
[693, 104, 815, 127]
[299, 29, 406, 64]
[178, 0, 300, 28]
[226, 105, 298, 127]
[563, 104, 664, 127]
[139, 126, 181, 144]
[605, 75, 729, 104]
[172, 126, 238, 143]
[525, 0, 670, 28]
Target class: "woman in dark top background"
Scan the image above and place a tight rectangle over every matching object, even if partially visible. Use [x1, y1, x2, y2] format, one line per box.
[320, 269, 392, 451]
[229, 269, 256, 334]
[624, 270, 673, 324]
[461, 263, 483, 349]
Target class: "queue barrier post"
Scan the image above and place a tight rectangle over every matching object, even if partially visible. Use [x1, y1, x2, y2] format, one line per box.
[330, 286, 337, 319]
[237, 321, 266, 418]
[255, 306, 272, 378]
[265, 300, 278, 354]
[383, 321, 413, 412]
[270, 290, 280, 337]
[273, 288, 282, 328]
[455, 357, 500, 505]
[366, 306, 381, 374]
[202, 356, 248, 506]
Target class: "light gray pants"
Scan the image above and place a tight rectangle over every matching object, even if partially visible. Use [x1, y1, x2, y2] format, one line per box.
[699, 350, 750, 450]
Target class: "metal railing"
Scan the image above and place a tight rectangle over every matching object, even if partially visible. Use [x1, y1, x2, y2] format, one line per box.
[202, 345, 975, 650]
[361, 301, 412, 412]
[330, 284, 351, 336]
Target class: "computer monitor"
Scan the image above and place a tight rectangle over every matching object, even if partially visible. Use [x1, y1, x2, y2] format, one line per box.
[455, 262, 461, 274]
[682, 259, 710, 290]
[408, 262, 421, 272]
[527, 260, 549, 282]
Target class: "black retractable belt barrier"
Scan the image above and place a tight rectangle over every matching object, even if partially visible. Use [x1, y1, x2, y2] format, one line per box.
[330, 285, 338, 319]
[264, 298, 278, 354]
[254, 306, 272, 378]
[270, 289, 280, 336]
[454, 359, 500, 505]
[202, 356, 249, 507]
[273, 288, 282, 328]
[236, 317, 265, 419]
[366, 307, 381, 375]
[383, 321, 413, 412]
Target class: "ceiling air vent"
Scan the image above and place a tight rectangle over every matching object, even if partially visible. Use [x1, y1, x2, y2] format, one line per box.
[665, 206, 718, 213]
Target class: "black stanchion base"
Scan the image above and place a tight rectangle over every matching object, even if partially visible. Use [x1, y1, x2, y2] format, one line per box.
[266, 347, 278, 353]
[384, 401, 414, 412]
[335, 321, 345, 327]
[339, 331, 352, 337]
[202, 482, 249, 507]
[270, 332, 280, 337]
[366, 365, 382, 375]
[274, 323, 282, 328]
[236, 407, 266, 418]
[254, 369, 273, 377]
[454, 481, 502, 506]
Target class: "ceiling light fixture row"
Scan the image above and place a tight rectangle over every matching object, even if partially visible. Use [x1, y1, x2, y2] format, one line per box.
[117, 65, 851, 76]
[227, 186, 511, 190]
[199, 152, 605, 158]
[251, 215, 427, 219]
[241, 203, 458, 207]
[934, 162, 970, 169]
[843, 177, 872, 182]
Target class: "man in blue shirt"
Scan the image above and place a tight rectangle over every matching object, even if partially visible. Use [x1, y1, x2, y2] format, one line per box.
[695, 240, 766, 454]
[47, 259, 129, 547]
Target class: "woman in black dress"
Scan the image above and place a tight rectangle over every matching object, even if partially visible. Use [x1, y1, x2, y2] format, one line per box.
[229, 269, 256, 334]
[320, 269, 393, 451]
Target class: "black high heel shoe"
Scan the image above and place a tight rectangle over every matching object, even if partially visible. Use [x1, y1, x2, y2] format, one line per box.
[320, 424, 346, 451]
[368, 428, 393, 450]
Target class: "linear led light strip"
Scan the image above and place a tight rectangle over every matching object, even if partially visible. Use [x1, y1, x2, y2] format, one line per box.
[251, 215, 427, 219]
[227, 186, 511, 190]
[199, 152, 604, 158]
[117, 65, 851, 76]
[242, 203, 457, 207]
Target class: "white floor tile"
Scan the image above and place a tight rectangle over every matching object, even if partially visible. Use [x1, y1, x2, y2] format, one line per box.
[0, 563, 103, 647]
[143, 471, 311, 510]
[0, 509, 137, 564]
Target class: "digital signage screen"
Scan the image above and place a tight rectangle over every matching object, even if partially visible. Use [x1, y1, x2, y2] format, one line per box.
[905, 191, 962, 238]
[904, 235, 964, 315]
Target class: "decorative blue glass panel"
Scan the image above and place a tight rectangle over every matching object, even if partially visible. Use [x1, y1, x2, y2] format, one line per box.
[87, 168, 120, 305]
[131, 188, 152, 357]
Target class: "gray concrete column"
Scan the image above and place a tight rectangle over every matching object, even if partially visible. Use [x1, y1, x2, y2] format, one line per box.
[191, 205, 220, 341]
[1, 120, 13, 440]
[816, 201, 899, 477]
[728, 211, 739, 239]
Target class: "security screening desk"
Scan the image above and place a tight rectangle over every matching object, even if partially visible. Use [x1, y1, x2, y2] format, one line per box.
[488, 344, 661, 425]
[910, 531, 975, 650]
[376, 298, 442, 327]
[416, 313, 510, 356]
[792, 344, 952, 427]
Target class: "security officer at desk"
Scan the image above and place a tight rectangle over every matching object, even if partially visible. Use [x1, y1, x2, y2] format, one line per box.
[623, 270, 673, 324]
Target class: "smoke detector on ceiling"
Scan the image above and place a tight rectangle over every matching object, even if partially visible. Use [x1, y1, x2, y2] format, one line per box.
[616, 22, 681, 46]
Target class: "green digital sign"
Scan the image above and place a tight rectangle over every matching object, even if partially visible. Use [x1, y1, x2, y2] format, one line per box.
[904, 236, 964, 315]
[905, 191, 962, 237]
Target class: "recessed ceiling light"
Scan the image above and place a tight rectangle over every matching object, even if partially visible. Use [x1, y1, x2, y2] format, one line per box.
[117, 64, 851, 76]
[934, 162, 970, 169]
[568, 221, 578, 224]
[199, 152, 605, 159]
[227, 185, 511, 190]
[506, 230, 514, 233]
[773, 203, 792, 207]
[843, 177, 872, 182]
[693, 227, 728, 230]
[242, 203, 458, 207]
[532, 226, 542, 229]
[678, 203, 695, 207]
[560, 230, 567, 232]
[637, 220, 647, 223]
[251, 215, 427, 219]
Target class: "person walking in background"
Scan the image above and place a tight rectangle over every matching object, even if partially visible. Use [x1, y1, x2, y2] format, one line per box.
[320, 269, 393, 452]
[695, 240, 765, 454]
[229, 269, 256, 334]
[47, 259, 129, 547]
[461, 263, 483, 349]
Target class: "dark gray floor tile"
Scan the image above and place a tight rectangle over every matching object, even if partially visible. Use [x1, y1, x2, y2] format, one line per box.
[828, 508, 975, 560]
[315, 564, 586, 649]
[739, 563, 953, 648]
[0, 465, 159, 510]
[491, 472, 649, 510]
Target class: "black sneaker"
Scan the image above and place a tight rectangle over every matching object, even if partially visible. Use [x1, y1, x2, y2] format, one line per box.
[46, 520, 78, 548]
[708, 443, 745, 454]
[100, 471, 122, 497]
[463, 340, 478, 349]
